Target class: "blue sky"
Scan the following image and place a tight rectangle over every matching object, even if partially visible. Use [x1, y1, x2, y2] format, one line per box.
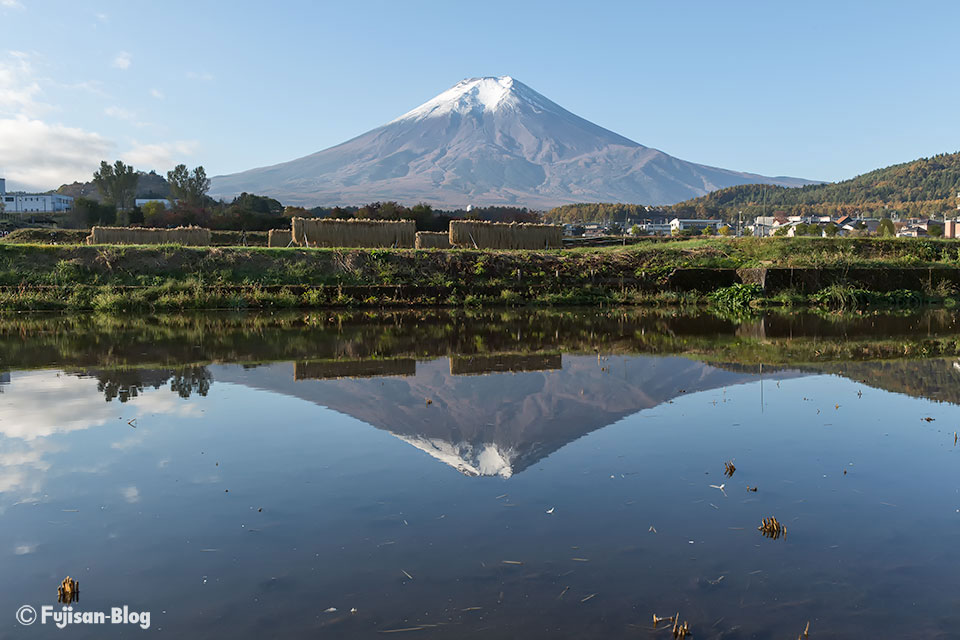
[1, 0, 958, 191]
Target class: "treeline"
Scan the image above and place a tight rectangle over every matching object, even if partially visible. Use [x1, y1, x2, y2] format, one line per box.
[669, 151, 960, 220]
[68, 160, 540, 231]
[543, 203, 655, 224]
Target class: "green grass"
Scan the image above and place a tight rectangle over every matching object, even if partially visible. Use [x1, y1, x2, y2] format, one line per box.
[1, 237, 960, 311]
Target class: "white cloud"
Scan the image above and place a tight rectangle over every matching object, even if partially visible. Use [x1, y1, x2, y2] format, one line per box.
[121, 486, 140, 503]
[95, 12, 107, 21]
[0, 50, 193, 187]
[0, 0, 24, 9]
[112, 51, 131, 70]
[186, 71, 214, 82]
[0, 51, 45, 117]
[14, 544, 37, 555]
[0, 51, 112, 188]
[0, 115, 111, 189]
[122, 139, 199, 169]
[104, 105, 136, 121]
[149, 88, 164, 99]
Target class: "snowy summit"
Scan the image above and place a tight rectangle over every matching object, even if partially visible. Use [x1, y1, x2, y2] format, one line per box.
[392, 76, 553, 122]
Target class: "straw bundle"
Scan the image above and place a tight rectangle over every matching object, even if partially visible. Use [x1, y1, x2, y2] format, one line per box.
[415, 231, 453, 249]
[268, 228, 291, 247]
[291, 217, 415, 248]
[294, 359, 416, 380]
[85, 226, 210, 246]
[449, 221, 563, 250]
[450, 353, 562, 376]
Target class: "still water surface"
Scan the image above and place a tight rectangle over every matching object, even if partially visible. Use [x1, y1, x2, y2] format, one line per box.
[2, 310, 960, 638]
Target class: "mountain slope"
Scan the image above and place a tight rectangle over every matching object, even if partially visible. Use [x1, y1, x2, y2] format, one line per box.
[211, 76, 812, 209]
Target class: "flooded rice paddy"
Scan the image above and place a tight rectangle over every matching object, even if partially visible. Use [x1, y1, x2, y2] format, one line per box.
[2, 309, 960, 638]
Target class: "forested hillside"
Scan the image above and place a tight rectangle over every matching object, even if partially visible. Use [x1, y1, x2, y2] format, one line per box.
[545, 152, 960, 223]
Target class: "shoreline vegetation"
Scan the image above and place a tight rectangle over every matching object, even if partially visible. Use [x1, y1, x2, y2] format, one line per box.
[3, 236, 960, 312]
[4, 309, 960, 408]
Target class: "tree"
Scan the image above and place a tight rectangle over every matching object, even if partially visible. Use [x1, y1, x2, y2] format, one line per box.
[717, 225, 732, 236]
[877, 218, 896, 237]
[629, 224, 643, 236]
[167, 164, 211, 206]
[93, 160, 138, 211]
[929, 222, 944, 237]
[167, 164, 190, 201]
[699, 225, 714, 236]
[824, 223, 839, 237]
[141, 201, 166, 224]
[71, 197, 117, 228]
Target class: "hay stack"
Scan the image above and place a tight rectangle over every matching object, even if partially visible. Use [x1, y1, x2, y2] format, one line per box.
[291, 217, 415, 248]
[294, 359, 416, 380]
[448, 221, 563, 250]
[450, 353, 563, 376]
[268, 228, 291, 247]
[415, 231, 453, 249]
[85, 226, 211, 246]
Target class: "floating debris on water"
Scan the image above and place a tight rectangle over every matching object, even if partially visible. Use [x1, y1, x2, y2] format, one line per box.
[724, 460, 736, 478]
[546, 507, 555, 514]
[798, 620, 810, 639]
[759, 515, 786, 540]
[57, 576, 78, 604]
[580, 593, 597, 603]
[401, 569, 413, 580]
[501, 560, 523, 565]
[747, 486, 758, 492]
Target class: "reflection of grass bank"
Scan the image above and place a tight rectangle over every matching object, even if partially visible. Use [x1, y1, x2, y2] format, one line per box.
[2, 308, 960, 373]
[3, 238, 960, 310]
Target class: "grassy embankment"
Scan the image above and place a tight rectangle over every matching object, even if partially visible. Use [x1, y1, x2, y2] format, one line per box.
[2, 236, 960, 311]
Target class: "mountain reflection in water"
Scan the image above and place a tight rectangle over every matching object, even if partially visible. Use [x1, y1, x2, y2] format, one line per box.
[7, 309, 960, 478]
[3, 309, 960, 638]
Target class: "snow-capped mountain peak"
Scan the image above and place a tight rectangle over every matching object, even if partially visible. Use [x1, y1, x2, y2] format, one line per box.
[392, 76, 535, 122]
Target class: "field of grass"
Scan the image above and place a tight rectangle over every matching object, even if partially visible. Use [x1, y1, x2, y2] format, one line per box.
[0, 237, 959, 311]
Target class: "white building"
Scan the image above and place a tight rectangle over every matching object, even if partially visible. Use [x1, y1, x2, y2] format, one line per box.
[0, 178, 73, 214]
[669, 218, 722, 234]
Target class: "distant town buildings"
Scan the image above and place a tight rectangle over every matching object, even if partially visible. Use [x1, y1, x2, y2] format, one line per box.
[748, 213, 957, 238]
[0, 178, 73, 214]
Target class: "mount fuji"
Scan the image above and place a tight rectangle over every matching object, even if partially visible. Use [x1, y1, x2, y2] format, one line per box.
[211, 76, 813, 209]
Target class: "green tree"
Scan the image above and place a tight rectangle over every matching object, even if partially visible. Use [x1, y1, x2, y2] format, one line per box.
[629, 224, 642, 236]
[167, 164, 211, 206]
[141, 201, 166, 224]
[877, 218, 896, 237]
[929, 222, 944, 237]
[717, 225, 732, 236]
[93, 160, 138, 211]
[71, 197, 117, 228]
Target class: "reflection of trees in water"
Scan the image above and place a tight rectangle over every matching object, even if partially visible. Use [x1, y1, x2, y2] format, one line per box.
[169, 367, 211, 399]
[86, 367, 212, 402]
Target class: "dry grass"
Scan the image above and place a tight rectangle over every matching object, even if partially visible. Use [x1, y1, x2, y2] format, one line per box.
[415, 231, 453, 249]
[291, 218, 415, 248]
[449, 221, 563, 250]
[86, 226, 211, 246]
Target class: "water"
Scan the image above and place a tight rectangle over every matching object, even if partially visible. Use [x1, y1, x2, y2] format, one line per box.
[2, 309, 960, 638]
